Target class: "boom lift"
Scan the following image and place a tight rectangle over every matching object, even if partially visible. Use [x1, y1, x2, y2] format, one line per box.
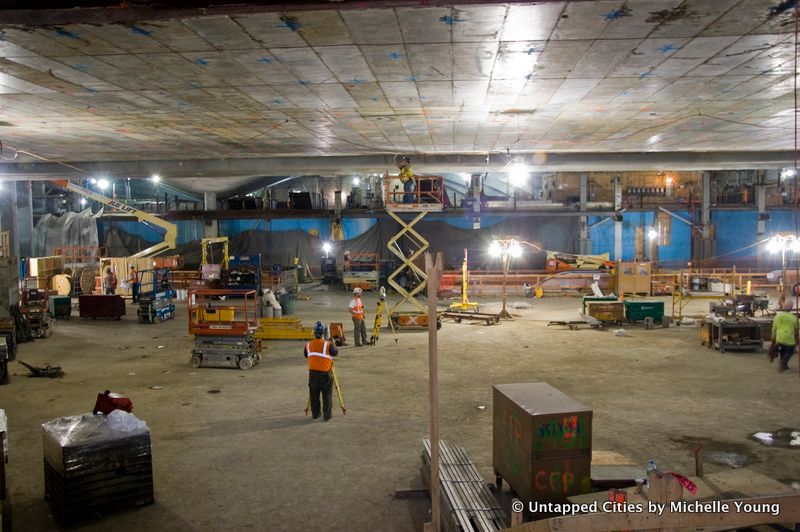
[52, 180, 177, 258]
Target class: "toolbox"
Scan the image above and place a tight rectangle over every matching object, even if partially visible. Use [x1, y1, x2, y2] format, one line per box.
[493, 383, 592, 504]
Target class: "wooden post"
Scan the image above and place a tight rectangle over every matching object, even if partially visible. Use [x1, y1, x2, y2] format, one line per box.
[425, 252, 443, 532]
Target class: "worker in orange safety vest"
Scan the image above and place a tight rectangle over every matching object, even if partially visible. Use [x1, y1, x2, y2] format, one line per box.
[349, 287, 369, 346]
[304, 321, 339, 420]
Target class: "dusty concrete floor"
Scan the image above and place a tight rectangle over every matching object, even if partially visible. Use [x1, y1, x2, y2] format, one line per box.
[2, 290, 800, 531]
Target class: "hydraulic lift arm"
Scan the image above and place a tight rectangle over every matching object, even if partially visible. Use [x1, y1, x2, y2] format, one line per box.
[52, 179, 177, 258]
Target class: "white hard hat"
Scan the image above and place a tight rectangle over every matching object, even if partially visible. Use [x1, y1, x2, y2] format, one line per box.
[353, 287, 363, 295]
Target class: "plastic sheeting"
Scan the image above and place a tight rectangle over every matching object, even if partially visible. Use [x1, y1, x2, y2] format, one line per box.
[101, 215, 577, 269]
[33, 209, 99, 257]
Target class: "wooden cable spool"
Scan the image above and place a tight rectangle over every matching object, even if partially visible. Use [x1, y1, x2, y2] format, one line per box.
[73, 267, 97, 295]
[50, 274, 72, 296]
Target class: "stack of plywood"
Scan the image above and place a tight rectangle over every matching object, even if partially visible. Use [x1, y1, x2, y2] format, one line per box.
[29, 256, 65, 289]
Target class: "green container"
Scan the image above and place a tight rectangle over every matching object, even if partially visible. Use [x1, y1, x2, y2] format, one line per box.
[49, 295, 72, 320]
[582, 295, 618, 314]
[624, 301, 664, 323]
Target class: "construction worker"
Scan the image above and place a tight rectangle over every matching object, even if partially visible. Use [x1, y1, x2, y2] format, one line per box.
[129, 265, 139, 303]
[770, 300, 799, 372]
[399, 157, 414, 203]
[349, 287, 369, 346]
[104, 267, 117, 295]
[304, 321, 339, 420]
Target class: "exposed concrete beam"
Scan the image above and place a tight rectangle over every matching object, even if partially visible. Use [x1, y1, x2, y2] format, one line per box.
[1, 152, 797, 182]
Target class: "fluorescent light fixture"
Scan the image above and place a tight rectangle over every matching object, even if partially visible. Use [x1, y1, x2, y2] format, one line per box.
[97, 178, 109, 190]
[352, 177, 360, 186]
[508, 240, 522, 258]
[322, 242, 332, 254]
[508, 162, 528, 188]
[89, 178, 97, 184]
[488, 240, 502, 258]
[80, 198, 87, 206]
[151, 174, 160, 183]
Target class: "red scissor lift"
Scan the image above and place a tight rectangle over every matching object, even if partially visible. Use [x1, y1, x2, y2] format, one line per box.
[188, 289, 262, 369]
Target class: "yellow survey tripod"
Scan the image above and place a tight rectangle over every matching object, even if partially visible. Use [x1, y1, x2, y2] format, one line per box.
[370, 286, 398, 345]
[305, 365, 346, 416]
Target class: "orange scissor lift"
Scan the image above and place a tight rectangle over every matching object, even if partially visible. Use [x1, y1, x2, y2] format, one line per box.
[188, 289, 262, 370]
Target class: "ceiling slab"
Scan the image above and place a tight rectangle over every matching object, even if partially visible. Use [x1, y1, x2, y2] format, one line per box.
[0, 0, 794, 193]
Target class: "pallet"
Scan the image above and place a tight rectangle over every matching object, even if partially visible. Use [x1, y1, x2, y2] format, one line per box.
[442, 311, 500, 325]
[254, 317, 314, 341]
[421, 439, 506, 532]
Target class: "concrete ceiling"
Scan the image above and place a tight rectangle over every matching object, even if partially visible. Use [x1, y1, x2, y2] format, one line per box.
[0, 0, 797, 193]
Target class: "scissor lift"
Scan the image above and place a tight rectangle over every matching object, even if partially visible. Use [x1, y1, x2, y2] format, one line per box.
[385, 175, 445, 329]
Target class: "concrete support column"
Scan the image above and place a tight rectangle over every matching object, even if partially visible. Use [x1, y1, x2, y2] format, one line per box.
[0, 181, 19, 257]
[203, 191, 218, 238]
[578, 173, 591, 254]
[701, 171, 714, 261]
[755, 171, 767, 237]
[613, 175, 622, 261]
[16, 180, 33, 257]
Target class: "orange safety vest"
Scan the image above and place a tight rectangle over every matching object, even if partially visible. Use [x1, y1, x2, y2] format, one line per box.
[306, 339, 333, 372]
[351, 298, 364, 320]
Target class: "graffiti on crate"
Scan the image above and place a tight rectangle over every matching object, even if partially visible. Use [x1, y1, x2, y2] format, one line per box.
[535, 415, 588, 451]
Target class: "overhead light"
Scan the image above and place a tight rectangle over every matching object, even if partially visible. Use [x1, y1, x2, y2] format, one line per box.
[80, 198, 87, 206]
[790, 238, 800, 253]
[151, 174, 160, 183]
[488, 240, 502, 258]
[665, 175, 674, 187]
[352, 177, 360, 186]
[767, 236, 783, 254]
[648, 228, 658, 240]
[781, 168, 796, 180]
[508, 161, 528, 188]
[508, 240, 523, 258]
[97, 178, 109, 190]
[89, 178, 97, 184]
[322, 242, 332, 254]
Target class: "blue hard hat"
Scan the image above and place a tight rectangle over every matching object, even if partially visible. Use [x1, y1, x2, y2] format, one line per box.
[313, 321, 325, 338]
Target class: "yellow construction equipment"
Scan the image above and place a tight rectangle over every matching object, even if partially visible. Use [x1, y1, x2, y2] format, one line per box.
[448, 248, 480, 312]
[369, 286, 398, 345]
[52, 180, 177, 258]
[254, 317, 314, 341]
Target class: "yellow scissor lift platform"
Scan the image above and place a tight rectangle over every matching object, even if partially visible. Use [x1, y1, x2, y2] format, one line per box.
[385, 175, 445, 329]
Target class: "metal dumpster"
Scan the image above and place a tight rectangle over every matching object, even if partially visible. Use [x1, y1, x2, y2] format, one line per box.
[624, 300, 665, 323]
[493, 382, 592, 504]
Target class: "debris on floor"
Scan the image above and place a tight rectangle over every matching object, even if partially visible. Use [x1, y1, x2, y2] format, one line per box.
[680, 317, 699, 326]
[510, 301, 531, 309]
[207, 389, 221, 394]
[751, 429, 800, 448]
[613, 329, 627, 336]
[475, 405, 486, 410]
[18, 360, 64, 378]
[149, 385, 164, 390]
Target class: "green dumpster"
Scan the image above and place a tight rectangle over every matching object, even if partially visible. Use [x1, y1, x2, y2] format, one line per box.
[624, 301, 664, 323]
